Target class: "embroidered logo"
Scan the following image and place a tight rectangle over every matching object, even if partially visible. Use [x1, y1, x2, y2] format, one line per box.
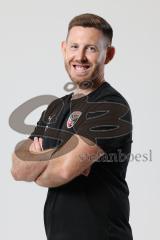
[67, 111, 82, 128]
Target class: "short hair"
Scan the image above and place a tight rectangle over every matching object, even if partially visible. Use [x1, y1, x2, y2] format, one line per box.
[67, 13, 113, 45]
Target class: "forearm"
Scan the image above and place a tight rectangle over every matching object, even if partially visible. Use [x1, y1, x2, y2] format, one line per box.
[35, 171, 69, 188]
[11, 139, 54, 182]
[34, 135, 94, 188]
[35, 157, 70, 188]
[11, 152, 49, 181]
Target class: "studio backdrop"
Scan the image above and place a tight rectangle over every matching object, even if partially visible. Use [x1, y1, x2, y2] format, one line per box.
[0, 0, 159, 239]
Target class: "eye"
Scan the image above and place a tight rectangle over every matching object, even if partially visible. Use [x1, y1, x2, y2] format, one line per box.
[87, 46, 96, 52]
[70, 44, 78, 50]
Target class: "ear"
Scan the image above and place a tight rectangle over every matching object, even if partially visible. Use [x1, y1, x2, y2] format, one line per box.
[61, 41, 66, 57]
[104, 46, 115, 64]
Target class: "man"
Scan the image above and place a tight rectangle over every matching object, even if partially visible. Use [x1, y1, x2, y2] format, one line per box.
[11, 13, 133, 240]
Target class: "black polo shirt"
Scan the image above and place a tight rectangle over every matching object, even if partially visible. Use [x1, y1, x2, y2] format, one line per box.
[29, 81, 133, 240]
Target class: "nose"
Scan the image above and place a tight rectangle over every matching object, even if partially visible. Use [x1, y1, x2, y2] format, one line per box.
[76, 48, 87, 63]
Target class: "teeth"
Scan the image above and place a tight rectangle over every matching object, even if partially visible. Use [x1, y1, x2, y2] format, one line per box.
[76, 66, 87, 70]
[74, 65, 89, 70]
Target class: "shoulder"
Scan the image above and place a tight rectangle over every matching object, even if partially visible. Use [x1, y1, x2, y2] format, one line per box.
[92, 82, 132, 122]
[95, 82, 130, 107]
[44, 93, 72, 120]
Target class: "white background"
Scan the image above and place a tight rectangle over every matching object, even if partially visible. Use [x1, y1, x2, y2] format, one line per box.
[0, 0, 159, 239]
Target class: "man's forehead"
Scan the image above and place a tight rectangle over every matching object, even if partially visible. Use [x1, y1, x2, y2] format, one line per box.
[68, 26, 103, 36]
[67, 26, 104, 44]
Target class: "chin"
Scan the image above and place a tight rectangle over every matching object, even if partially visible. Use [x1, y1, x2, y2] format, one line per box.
[70, 72, 92, 82]
[70, 77, 91, 85]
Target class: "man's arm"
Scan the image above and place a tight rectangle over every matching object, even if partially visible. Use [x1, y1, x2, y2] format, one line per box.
[11, 136, 92, 184]
[11, 138, 54, 182]
[35, 134, 104, 188]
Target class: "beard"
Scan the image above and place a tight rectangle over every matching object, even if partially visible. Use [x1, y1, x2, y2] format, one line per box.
[64, 60, 104, 90]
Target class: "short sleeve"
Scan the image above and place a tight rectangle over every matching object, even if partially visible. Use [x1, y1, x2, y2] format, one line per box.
[28, 110, 47, 140]
[28, 97, 62, 141]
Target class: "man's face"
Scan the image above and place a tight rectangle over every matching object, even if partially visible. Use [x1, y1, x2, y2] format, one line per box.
[62, 26, 109, 86]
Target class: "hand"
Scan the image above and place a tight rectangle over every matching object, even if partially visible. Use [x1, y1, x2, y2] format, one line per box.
[29, 137, 43, 153]
[82, 166, 91, 176]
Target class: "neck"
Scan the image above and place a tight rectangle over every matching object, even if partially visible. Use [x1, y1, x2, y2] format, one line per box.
[72, 78, 105, 99]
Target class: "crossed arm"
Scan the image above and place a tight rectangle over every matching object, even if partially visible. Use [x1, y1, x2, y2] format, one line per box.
[11, 135, 104, 188]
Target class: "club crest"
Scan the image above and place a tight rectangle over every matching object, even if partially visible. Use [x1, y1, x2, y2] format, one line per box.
[67, 111, 82, 128]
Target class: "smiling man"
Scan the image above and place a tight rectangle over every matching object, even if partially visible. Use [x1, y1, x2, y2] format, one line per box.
[11, 13, 133, 240]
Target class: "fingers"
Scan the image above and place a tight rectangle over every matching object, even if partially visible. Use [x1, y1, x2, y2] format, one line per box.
[29, 137, 43, 152]
[29, 141, 36, 152]
[39, 138, 43, 150]
[34, 137, 43, 152]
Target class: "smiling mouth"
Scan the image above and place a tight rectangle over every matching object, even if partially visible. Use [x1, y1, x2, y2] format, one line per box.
[72, 64, 90, 73]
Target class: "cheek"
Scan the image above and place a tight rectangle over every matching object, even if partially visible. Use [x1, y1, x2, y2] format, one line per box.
[86, 54, 98, 64]
[88, 52, 105, 65]
[66, 49, 75, 60]
[66, 55, 74, 64]
[98, 52, 106, 63]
